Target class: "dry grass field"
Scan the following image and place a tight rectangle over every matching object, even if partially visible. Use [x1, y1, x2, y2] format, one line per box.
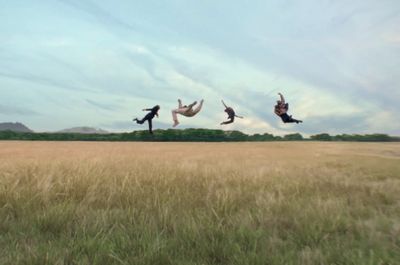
[0, 141, 399, 265]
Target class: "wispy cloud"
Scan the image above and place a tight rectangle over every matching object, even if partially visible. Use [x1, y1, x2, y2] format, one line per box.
[0, 71, 93, 93]
[101, 119, 183, 132]
[57, 0, 136, 32]
[86, 99, 120, 111]
[0, 105, 39, 116]
[1, 0, 399, 135]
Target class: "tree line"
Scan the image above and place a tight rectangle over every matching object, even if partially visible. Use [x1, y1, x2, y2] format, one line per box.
[0, 129, 398, 142]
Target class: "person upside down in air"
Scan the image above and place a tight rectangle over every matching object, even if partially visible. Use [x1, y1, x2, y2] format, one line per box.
[220, 100, 243, 125]
[274, 93, 302, 124]
[133, 105, 160, 134]
[172, 99, 204, 127]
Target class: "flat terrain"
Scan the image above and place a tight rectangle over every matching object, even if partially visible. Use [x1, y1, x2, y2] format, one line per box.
[1, 141, 399, 265]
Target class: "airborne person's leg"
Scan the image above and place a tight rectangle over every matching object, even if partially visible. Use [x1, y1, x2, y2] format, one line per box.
[172, 109, 180, 127]
[221, 117, 234, 125]
[148, 118, 153, 134]
[135, 117, 147, 124]
[281, 114, 302, 123]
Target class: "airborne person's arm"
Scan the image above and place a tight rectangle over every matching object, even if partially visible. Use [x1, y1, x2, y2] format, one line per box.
[278, 93, 285, 104]
[221, 100, 228, 109]
[187, 101, 197, 109]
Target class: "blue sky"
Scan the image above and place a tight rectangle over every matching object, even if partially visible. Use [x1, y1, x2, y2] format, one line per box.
[1, 0, 399, 135]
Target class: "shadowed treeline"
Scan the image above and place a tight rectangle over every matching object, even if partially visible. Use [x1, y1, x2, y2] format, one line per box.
[0, 129, 398, 142]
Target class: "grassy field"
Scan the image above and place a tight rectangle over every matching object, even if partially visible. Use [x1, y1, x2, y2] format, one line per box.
[0, 141, 399, 265]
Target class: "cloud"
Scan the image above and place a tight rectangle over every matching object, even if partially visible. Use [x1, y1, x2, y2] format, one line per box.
[365, 111, 400, 135]
[298, 113, 370, 135]
[57, 0, 136, 32]
[0, 71, 93, 93]
[1, 1, 399, 135]
[85, 99, 120, 111]
[0, 105, 39, 116]
[101, 119, 177, 132]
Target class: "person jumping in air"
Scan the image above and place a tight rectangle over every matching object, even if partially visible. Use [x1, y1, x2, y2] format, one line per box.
[172, 99, 204, 127]
[133, 105, 160, 134]
[274, 93, 302, 124]
[220, 100, 243, 125]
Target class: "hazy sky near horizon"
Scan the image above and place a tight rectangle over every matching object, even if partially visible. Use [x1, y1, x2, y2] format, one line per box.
[1, 0, 399, 135]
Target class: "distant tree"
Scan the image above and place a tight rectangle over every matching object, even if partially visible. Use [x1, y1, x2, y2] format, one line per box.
[0, 129, 397, 142]
[226, 130, 248, 141]
[362, 134, 391, 142]
[310, 133, 332, 141]
[333, 133, 392, 142]
[283, 133, 303, 141]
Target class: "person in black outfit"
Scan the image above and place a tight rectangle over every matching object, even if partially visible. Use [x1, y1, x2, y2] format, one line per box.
[274, 93, 302, 124]
[220, 100, 243, 125]
[133, 105, 160, 134]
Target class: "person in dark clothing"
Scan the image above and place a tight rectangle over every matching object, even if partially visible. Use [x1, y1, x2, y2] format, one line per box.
[274, 93, 302, 124]
[220, 100, 243, 125]
[133, 105, 160, 134]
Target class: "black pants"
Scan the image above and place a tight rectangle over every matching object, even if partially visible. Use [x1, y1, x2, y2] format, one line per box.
[280, 113, 301, 123]
[221, 116, 234, 125]
[135, 113, 154, 133]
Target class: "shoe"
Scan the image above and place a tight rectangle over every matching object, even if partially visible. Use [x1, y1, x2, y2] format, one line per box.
[173, 121, 179, 127]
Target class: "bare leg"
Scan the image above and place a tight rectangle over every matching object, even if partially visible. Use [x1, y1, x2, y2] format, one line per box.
[172, 110, 180, 127]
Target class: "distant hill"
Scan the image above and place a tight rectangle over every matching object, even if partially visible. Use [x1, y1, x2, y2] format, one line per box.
[57, 127, 109, 134]
[0, 122, 33, 132]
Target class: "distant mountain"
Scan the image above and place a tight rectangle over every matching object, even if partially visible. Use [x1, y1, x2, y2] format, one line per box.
[0, 122, 33, 132]
[57, 127, 109, 134]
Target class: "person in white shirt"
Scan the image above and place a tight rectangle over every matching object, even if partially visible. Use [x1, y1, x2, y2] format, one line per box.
[172, 99, 204, 127]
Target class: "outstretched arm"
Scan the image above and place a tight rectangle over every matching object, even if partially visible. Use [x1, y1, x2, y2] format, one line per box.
[142, 108, 151, 111]
[221, 100, 228, 109]
[278, 93, 285, 104]
[188, 101, 197, 109]
[235, 114, 244, 119]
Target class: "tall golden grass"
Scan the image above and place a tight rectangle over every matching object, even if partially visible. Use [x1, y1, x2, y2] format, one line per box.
[1, 141, 399, 265]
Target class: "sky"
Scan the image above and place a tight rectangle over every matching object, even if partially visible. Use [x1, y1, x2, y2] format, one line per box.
[1, 0, 399, 135]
